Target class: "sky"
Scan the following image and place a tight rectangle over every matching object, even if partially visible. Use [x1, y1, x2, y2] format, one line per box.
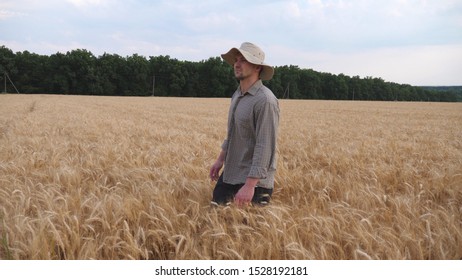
[1, 0, 462, 86]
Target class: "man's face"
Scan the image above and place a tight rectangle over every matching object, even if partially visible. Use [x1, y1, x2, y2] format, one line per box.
[234, 54, 260, 81]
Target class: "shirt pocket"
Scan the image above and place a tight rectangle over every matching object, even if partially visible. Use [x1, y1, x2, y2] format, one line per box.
[235, 117, 254, 139]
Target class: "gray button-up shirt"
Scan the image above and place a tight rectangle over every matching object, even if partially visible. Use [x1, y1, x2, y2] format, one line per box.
[221, 80, 279, 189]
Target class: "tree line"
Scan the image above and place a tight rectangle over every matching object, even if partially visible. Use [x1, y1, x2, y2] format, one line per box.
[0, 46, 458, 102]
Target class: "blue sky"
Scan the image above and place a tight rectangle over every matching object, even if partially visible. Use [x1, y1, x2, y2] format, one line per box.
[1, 0, 461, 86]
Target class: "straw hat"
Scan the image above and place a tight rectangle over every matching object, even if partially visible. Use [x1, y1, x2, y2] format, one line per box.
[221, 42, 274, 81]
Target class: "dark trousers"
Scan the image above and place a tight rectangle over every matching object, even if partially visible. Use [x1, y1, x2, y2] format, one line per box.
[212, 174, 273, 205]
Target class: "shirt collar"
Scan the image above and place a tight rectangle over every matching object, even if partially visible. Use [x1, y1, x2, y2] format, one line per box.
[239, 80, 263, 96]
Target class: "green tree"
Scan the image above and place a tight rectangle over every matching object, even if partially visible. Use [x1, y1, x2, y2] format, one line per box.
[66, 49, 98, 94]
[14, 51, 47, 93]
[47, 52, 71, 94]
[95, 53, 124, 95]
[125, 54, 149, 95]
[0, 46, 17, 93]
[149, 55, 173, 96]
[199, 57, 235, 97]
[298, 69, 321, 99]
[276, 65, 301, 99]
[0, 46, 16, 74]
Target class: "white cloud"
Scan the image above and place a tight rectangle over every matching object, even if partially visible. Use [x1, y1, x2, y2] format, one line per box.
[0, 9, 26, 20]
[285, 1, 302, 18]
[66, 0, 109, 7]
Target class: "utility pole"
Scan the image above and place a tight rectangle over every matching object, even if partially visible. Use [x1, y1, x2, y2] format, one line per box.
[3, 72, 20, 94]
[283, 82, 290, 99]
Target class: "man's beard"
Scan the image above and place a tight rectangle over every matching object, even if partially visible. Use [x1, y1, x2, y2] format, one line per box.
[235, 71, 248, 81]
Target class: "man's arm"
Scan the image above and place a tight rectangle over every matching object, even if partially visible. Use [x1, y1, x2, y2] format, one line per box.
[234, 177, 259, 206]
[248, 99, 279, 179]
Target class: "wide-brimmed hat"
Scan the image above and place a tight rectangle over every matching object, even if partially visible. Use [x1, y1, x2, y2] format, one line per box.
[221, 42, 274, 81]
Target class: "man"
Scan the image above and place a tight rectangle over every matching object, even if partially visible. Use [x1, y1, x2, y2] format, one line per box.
[210, 42, 279, 207]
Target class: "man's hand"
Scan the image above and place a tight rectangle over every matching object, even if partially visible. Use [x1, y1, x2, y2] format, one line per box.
[210, 150, 226, 181]
[234, 177, 259, 207]
[209, 159, 223, 181]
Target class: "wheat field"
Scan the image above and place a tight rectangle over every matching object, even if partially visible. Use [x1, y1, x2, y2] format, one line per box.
[0, 94, 461, 260]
